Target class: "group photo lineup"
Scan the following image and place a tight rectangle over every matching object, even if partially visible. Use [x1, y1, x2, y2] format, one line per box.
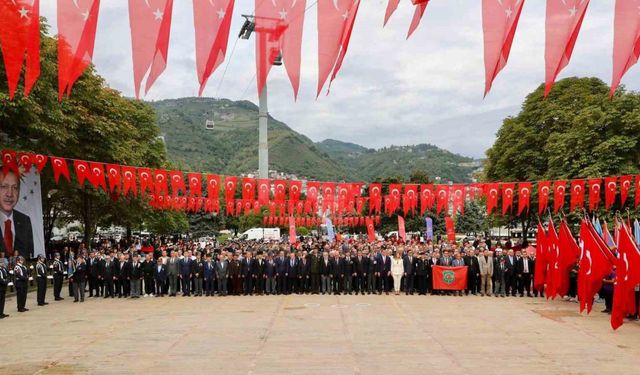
[1, 1, 640, 374]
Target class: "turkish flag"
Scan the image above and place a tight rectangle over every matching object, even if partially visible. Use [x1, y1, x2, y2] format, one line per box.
[224, 176, 237, 202]
[274, 179, 287, 204]
[538, 181, 551, 214]
[553, 219, 580, 299]
[451, 184, 465, 215]
[407, 0, 429, 39]
[587, 178, 601, 211]
[257, 179, 270, 205]
[289, 180, 302, 202]
[619, 175, 632, 206]
[337, 183, 351, 207]
[533, 221, 548, 291]
[420, 184, 434, 215]
[435, 185, 449, 215]
[383, 0, 400, 26]
[610, 0, 640, 96]
[57, 0, 100, 98]
[87, 162, 107, 191]
[517, 182, 532, 215]
[128, 0, 174, 98]
[366, 216, 375, 242]
[121, 166, 137, 196]
[484, 183, 500, 215]
[544, 0, 590, 96]
[0, 0, 40, 99]
[187, 173, 202, 197]
[73, 160, 90, 186]
[569, 179, 585, 211]
[404, 184, 419, 215]
[468, 183, 484, 201]
[169, 170, 185, 195]
[33, 154, 48, 173]
[206, 174, 220, 200]
[445, 216, 456, 243]
[288, 216, 297, 244]
[255, 0, 306, 99]
[322, 182, 336, 205]
[501, 183, 515, 215]
[545, 218, 559, 299]
[369, 183, 382, 214]
[138, 168, 153, 194]
[306, 181, 320, 203]
[193, 0, 234, 95]
[432, 266, 468, 291]
[611, 221, 640, 330]
[105, 164, 121, 193]
[317, 0, 361, 96]
[1, 150, 19, 176]
[398, 215, 406, 243]
[241, 177, 255, 201]
[355, 197, 365, 214]
[388, 184, 402, 214]
[482, 0, 525, 96]
[153, 169, 168, 196]
[604, 177, 617, 209]
[16, 152, 33, 172]
[578, 219, 614, 314]
[553, 180, 567, 213]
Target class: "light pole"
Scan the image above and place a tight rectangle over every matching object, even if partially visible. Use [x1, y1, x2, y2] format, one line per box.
[239, 15, 283, 179]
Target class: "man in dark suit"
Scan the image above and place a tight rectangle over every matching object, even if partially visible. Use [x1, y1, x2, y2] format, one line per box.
[516, 251, 534, 297]
[179, 252, 193, 296]
[166, 251, 179, 296]
[100, 254, 116, 298]
[275, 250, 289, 295]
[287, 253, 298, 294]
[192, 252, 204, 296]
[254, 251, 266, 295]
[203, 253, 216, 296]
[428, 253, 439, 294]
[87, 251, 100, 297]
[264, 253, 277, 295]
[377, 250, 391, 295]
[504, 250, 517, 296]
[116, 254, 130, 298]
[0, 170, 34, 258]
[129, 254, 143, 298]
[0, 260, 8, 318]
[330, 253, 342, 295]
[52, 252, 65, 301]
[71, 256, 87, 302]
[228, 253, 241, 295]
[241, 251, 255, 295]
[342, 253, 354, 295]
[403, 250, 416, 295]
[319, 251, 331, 294]
[154, 257, 167, 297]
[215, 254, 229, 296]
[464, 250, 480, 295]
[353, 250, 368, 295]
[415, 253, 428, 295]
[298, 252, 310, 294]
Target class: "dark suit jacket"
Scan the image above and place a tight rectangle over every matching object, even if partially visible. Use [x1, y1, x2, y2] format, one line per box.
[203, 261, 216, 280]
[265, 260, 276, 277]
[100, 261, 116, 280]
[254, 259, 266, 277]
[179, 258, 192, 277]
[117, 261, 130, 280]
[403, 256, 416, 274]
[154, 263, 167, 282]
[376, 255, 391, 274]
[241, 258, 255, 277]
[330, 258, 343, 277]
[319, 258, 331, 276]
[515, 257, 534, 275]
[298, 259, 310, 277]
[287, 259, 299, 278]
[0, 210, 34, 258]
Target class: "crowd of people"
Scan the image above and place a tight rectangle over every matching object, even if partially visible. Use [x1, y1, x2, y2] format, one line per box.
[1, 236, 583, 320]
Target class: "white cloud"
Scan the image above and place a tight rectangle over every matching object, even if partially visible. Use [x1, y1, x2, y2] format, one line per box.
[38, 1, 638, 158]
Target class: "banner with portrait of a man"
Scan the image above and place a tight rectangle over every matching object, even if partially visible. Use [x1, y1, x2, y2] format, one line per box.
[0, 165, 45, 259]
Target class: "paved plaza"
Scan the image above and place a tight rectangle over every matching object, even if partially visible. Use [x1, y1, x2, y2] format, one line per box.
[0, 290, 639, 375]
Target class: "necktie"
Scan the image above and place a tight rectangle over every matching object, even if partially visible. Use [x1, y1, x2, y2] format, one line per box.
[3, 219, 13, 255]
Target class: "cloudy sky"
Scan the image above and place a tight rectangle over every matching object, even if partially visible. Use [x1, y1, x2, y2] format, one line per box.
[39, 1, 640, 158]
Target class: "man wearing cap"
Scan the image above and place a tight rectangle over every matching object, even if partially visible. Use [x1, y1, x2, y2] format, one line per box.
[14, 256, 29, 312]
[52, 252, 65, 301]
[0, 169, 34, 258]
[35, 255, 48, 306]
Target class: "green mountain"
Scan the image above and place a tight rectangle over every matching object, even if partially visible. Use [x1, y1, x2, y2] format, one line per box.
[150, 98, 478, 182]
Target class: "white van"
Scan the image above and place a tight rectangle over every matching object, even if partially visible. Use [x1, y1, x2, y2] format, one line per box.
[240, 228, 281, 241]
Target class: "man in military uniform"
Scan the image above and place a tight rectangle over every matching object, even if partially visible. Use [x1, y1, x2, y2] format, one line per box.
[0, 259, 9, 318]
[14, 256, 29, 312]
[35, 254, 48, 306]
[52, 252, 65, 301]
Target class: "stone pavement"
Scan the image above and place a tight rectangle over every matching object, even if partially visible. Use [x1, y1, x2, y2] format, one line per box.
[0, 290, 638, 375]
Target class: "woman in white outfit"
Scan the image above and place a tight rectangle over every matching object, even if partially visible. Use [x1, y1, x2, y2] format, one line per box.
[391, 252, 405, 295]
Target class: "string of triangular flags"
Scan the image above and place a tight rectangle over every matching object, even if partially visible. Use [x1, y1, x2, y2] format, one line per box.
[1, 1, 639, 100]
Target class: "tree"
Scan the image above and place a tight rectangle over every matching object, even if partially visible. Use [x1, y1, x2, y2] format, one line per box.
[0, 20, 177, 249]
[485, 77, 640, 233]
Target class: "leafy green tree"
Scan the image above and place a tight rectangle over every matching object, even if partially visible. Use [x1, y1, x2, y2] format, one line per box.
[485, 77, 640, 233]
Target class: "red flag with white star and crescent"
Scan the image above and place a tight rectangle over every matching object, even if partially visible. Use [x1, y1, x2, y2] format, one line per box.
[128, 0, 174, 98]
[610, 0, 640, 96]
